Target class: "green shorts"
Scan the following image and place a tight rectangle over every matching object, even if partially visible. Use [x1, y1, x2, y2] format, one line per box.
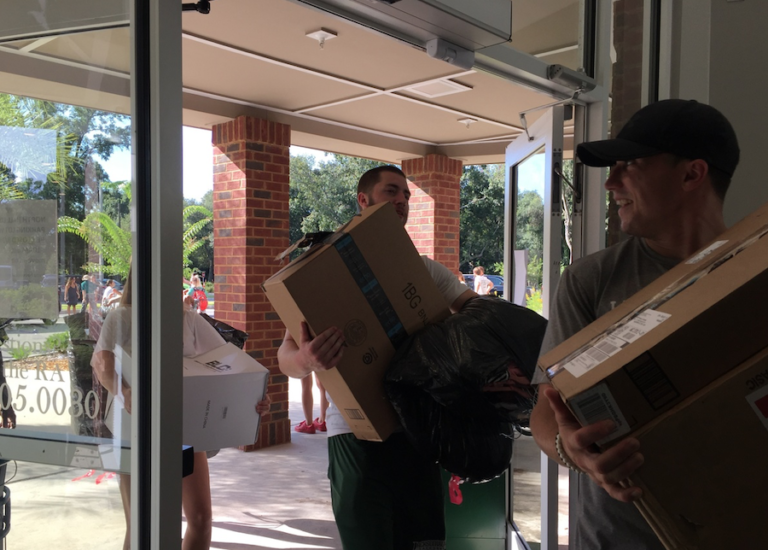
[328, 432, 445, 550]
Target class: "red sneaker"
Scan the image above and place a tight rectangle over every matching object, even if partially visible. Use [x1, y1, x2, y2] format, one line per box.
[313, 418, 327, 432]
[294, 420, 315, 434]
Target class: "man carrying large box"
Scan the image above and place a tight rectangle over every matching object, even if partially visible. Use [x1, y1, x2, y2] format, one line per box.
[278, 166, 482, 549]
[530, 99, 741, 550]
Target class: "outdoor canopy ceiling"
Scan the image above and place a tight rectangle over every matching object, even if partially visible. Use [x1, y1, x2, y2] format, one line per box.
[0, 0, 581, 164]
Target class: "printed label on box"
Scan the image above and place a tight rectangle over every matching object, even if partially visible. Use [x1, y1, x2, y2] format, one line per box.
[746, 385, 768, 431]
[570, 383, 631, 445]
[685, 240, 728, 264]
[564, 310, 671, 378]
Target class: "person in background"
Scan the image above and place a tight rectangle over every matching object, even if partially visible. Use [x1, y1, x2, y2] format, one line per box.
[186, 274, 208, 314]
[473, 266, 493, 295]
[295, 372, 329, 434]
[457, 272, 466, 285]
[92, 268, 271, 550]
[64, 277, 81, 315]
[81, 274, 96, 314]
[530, 99, 740, 550]
[102, 280, 122, 308]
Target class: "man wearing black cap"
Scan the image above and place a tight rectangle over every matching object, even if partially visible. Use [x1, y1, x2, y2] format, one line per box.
[530, 99, 740, 549]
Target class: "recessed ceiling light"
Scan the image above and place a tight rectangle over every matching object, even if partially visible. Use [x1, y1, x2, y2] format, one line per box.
[405, 79, 472, 98]
[306, 28, 337, 49]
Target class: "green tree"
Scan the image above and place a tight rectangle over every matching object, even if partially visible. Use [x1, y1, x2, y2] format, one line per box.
[459, 165, 505, 273]
[57, 212, 132, 278]
[516, 190, 544, 286]
[289, 153, 382, 243]
[58, 203, 212, 280]
[182, 203, 213, 279]
[1, 93, 131, 275]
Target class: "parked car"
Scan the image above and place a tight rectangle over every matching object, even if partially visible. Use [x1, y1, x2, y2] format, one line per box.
[462, 273, 474, 289]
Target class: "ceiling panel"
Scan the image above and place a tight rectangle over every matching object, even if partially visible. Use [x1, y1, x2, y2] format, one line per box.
[182, 0, 467, 90]
[182, 39, 370, 111]
[310, 94, 522, 145]
[396, 72, 551, 129]
[0, 0, 585, 165]
[32, 28, 130, 73]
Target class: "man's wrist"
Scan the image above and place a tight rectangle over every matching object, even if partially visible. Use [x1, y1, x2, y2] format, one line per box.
[555, 433, 585, 474]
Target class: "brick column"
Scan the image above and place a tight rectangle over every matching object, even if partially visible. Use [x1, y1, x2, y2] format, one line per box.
[401, 155, 463, 273]
[211, 116, 291, 450]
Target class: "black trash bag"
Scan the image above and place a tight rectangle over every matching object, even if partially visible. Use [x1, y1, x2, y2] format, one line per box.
[384, 296, 547, 483]
[200, 313, 249, 350]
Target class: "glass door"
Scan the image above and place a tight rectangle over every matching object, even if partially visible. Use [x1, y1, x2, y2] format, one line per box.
[0, 1, 184, 548]
[504, 105, 569, 550]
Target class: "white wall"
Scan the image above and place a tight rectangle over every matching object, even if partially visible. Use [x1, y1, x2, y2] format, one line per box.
[708, 0, 768, 226]
[671, 0, 768, 226]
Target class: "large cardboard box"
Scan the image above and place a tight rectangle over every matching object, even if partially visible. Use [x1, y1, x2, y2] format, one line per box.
[630, 346, 768, 549]
[262, 202, 451, 441]
[183, 343, 269, 452]
[537, 202, 768, 444]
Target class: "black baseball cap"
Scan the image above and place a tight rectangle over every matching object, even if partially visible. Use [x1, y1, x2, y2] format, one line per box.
[577, 99, 740, 177]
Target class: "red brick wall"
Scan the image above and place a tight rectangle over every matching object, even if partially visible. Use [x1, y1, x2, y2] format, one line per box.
[211, 116, 291, 449]
[401, 155, 463, 273]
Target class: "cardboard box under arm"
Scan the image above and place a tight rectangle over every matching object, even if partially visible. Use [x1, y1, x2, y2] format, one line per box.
[262, 202, 451, 441]
[183, 343, 269, 452]
[537, 201, 768, 444]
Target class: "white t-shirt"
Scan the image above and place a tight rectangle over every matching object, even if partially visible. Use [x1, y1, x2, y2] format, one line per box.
[326, 256, 469, 437]
[474, 274, 493, 295]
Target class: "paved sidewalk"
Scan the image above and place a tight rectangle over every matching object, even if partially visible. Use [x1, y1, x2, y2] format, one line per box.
[202, 377, 341, 549]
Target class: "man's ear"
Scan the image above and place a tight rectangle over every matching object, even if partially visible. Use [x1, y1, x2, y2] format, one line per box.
[682, 159, 709, 191]
[357, 191, 369, 210]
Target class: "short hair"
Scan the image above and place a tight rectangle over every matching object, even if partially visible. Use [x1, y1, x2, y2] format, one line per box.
[668, 154, 731, 201]
[357, 165, 406, 197]
[708, 166, 731, 201]
[473, 266, 484, 275]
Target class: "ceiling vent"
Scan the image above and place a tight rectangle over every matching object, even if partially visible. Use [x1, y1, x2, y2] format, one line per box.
[405, 79, 472, 98]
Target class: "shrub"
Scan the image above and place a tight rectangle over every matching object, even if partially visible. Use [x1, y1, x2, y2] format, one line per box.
[204, 281, 214, 294]
[10, 346, 31, 361]
[526, 288, 543, 315]
[45, 331, 70, 353]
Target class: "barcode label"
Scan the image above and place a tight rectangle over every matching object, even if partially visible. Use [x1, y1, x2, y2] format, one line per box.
[570, 383, 629, 445]
[564, 310, 671, 379]
[345, 409, 365, 420]
[625, 354, 679, 409]
[612, 310, 671, 345]
[594, 338, 622, 356]
[564, 336, 621, 377]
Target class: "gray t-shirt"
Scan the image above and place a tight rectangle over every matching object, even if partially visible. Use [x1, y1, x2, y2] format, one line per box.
[541, 236, 678, 550]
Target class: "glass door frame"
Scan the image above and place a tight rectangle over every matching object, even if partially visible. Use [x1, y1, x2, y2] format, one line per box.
[502, 96, 609, 549]
[132, 1, 185, 548]
[0, 1, 186, 548]
[504, 105, 564, 550]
